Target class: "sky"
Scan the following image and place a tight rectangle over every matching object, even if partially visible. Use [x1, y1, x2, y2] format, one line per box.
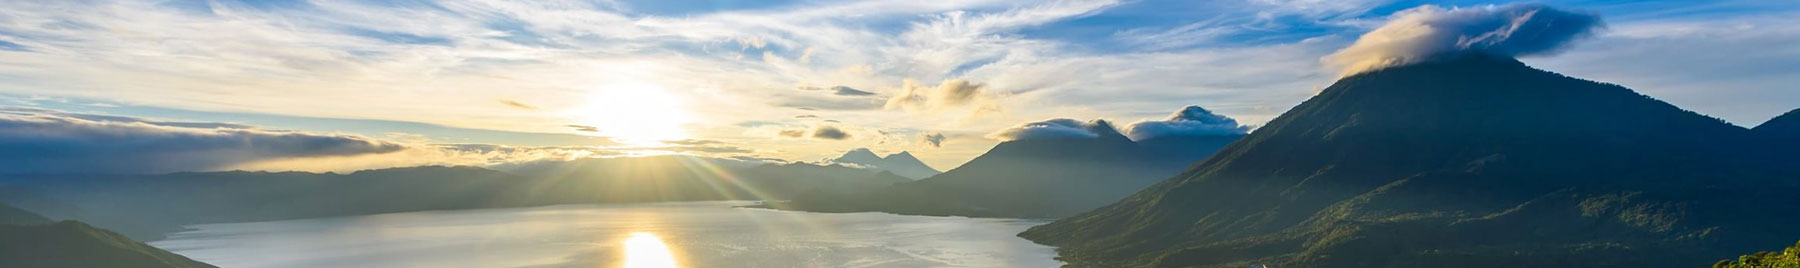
[0, 0, 1796, 174]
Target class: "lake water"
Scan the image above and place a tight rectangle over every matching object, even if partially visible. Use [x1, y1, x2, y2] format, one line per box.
[149, 201, 1062, 268]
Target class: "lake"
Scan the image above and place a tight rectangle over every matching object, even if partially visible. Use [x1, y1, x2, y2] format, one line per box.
[149, 201, 1062, 268]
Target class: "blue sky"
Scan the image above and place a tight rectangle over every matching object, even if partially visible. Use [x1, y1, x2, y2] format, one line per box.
[0, 0, 1795, 171]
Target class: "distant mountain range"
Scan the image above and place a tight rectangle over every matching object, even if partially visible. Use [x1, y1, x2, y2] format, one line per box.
[0, 202, 215, 268]
[822, 148, 941, 179]
[0, 156, 908, 240]
[772, 118, 1244, 218]
[1019, 54, 1800, 268]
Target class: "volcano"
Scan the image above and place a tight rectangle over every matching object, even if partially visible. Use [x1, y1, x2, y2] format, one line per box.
[779, 120, 1242, 218]
[1019, 54, 1800, 268]
[824, 148, 941, 179]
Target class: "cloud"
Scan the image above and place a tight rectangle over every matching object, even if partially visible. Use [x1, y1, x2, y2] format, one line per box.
[565, 124, 599, 132]
[884, 79, 991, 111]
[773, 94, 886, 111]
[0, 111, 404, 174]
[1124, 105, 1251, 140]
[767, 125, 853, 141]
[664, 139, 724, 146]
[1324, 4, 1606, 76]
[799, 85, 877, 96]
[498, 99, 537, 110]
[919, 132, 947, 147]
[811, 126, 851, 140]
[829, 86, 877, 96]
[985, 118, 1120, 141]
[795, 115, 820, 119]
[0, 107, 253, 129]
[778, 129, 807, 138]
[668, 145, 754, 154]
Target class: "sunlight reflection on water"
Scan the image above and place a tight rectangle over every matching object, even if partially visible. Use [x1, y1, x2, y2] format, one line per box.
[151, 201, 1059, 268]
[623, 232, 678, 268]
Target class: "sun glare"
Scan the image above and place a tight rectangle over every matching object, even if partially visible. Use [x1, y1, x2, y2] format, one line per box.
[574, 83, 693, 145]
[622, 232, 679, 268]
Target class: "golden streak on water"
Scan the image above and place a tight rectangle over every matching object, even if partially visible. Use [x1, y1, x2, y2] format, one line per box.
[622, 232, 679, 268]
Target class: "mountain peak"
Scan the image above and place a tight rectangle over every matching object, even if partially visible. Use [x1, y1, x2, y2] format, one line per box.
[1084, 119, 1129, 140]
[881, 151, 917, 161]
[824, 148, 939, 179]
[832, 148, 883, 165]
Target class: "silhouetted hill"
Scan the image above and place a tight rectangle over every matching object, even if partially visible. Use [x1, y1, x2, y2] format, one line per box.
[0, 156, 907, 240]
[0, 221, 215, 268]
[1755, 109, 1800, 135]
[0, 202, 50, 225]
[823, 148, 941, 179]
[1755, 109, 1800, 153]
[1020, 54, 1800, 268]
[774, 120, 1242, 218]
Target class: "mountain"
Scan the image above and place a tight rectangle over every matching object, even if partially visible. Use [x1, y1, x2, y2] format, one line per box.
[824, 148, 941, 179]
[0, 156, 909, 240]
[0, 202, 50, 225]
[503, 155, 912, 204]
[0, 221, 216, 268]
[775, 120, 1243, 218]
[1755, 109, 1800, 135]
[1019, 54, 1800, 268]
[1755, 109, 1800, 150]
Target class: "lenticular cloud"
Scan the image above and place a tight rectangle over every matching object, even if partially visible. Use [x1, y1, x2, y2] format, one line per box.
[1325, 4, 1605, 76]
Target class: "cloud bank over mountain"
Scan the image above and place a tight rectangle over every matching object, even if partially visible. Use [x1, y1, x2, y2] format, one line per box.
[986, 118, 1118, 141]
[0, 111, 404, 174]
[1325, 4, 1605, 75]
[1124, 105, 1251, 140]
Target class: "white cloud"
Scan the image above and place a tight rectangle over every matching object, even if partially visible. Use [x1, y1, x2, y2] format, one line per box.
[1124, 105, 1251, 140]
[1323, 4, 1606, 76]
[985, 118, 1118, 141]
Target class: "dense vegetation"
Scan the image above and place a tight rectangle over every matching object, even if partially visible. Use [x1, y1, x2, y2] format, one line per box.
[774, 123, 1241, 218]
[1715, 240, 1800, 268]
[1020, 54, 1800, 268]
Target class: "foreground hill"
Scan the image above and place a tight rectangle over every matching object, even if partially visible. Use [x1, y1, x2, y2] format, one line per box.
[1, 203, 215, 268]
[0, 156, 907, 239]
[0, 221, 216, 268]
[775, 120, 1242, 218]
[1020, 54, 1800, 267]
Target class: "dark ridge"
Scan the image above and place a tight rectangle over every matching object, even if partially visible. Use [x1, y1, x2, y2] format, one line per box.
[1020, 54, 1799, 268]
[772, 119, 1242, 218]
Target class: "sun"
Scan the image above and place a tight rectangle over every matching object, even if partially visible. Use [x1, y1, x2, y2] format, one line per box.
[572, 83, 693, 145]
